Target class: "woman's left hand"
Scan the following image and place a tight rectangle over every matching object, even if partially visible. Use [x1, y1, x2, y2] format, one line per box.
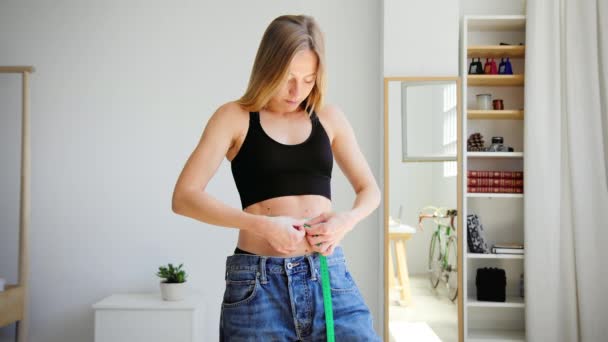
[304, 211, 355, 256]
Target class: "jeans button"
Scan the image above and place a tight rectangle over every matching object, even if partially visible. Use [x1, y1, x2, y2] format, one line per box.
[286, 262, 293, 270]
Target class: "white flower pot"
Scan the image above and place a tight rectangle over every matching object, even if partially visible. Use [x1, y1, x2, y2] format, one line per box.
[160, 281, 187, 301]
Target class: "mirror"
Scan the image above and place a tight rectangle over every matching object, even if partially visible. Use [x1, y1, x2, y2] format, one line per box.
[384, 77, 462, 342]
[399, 80, 458, 161]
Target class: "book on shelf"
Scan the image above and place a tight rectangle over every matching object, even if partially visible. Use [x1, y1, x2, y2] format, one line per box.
[492, 243, 525, 254]
[468, 170, 523, 179]
[468, 186, 524, 193]
[468, 178, 524, 187]
[492, 247, 525, 254]
[493, 243, 524, 249]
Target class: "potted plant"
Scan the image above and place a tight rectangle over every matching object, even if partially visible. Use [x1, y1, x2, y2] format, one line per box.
[156, 263, 188, 301]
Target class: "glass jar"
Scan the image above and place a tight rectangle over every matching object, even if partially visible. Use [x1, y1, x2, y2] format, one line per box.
[476, 94, 492, 110]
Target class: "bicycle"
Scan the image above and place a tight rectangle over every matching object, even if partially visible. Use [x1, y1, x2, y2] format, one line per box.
[418, 206, 458, 302]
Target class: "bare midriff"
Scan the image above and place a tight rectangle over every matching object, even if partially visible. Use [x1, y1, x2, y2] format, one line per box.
[239, 194, 333, 257]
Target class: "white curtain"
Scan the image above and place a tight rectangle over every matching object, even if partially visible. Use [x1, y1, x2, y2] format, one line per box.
[525, 0, 608, 341]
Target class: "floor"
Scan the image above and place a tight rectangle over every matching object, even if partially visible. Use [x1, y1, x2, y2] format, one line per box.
[389, 274, 458, 342]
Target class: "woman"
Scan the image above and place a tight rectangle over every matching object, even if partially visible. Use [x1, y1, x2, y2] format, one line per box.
[172, 14, 381, 341]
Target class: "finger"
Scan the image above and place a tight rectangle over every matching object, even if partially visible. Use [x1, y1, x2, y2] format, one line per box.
[304, 223, 327, 235]
[305, 212, 328, 226]
[319, 242, 333, 255]
[311, 242, 325, 253]
[306, 236, 318, 248]
[312, 239, 333, 254]
[292, 220, 306, 229]
[306, 233, 328, 246]
[307, 237, 322, 251]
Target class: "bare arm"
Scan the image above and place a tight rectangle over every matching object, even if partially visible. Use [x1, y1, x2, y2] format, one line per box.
[303, 105, 382, 254]
[326, 105, 381, 227]
[171, 103, 265, 234]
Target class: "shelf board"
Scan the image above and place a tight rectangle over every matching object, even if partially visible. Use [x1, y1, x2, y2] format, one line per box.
[466, 15, 527, 32]
[467, 193, 524, 198]
[468, 329, 525, 342]
[468, 45, 525, 58]
[468, 253, 524, 259]
[0, 284, 25, 326]
[468, 109, 524, 120]
[467, 152, 524, 158]
[467, 295, 525, 308]
[468, 75, 524, 86]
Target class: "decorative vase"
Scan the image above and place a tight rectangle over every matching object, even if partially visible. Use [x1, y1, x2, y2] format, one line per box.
[160, 281, 187, 301]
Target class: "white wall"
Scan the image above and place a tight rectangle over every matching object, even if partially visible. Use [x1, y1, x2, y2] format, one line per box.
[0, 1, 381, 341]
[460, 0, 525, 16]
[384, 0, 459, 76]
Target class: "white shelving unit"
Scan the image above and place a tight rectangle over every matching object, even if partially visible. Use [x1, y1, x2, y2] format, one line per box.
[461, 16, 526, 341]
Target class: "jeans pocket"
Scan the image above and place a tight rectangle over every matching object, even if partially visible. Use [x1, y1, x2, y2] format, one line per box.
[222, 271, 260, 308]
[329, 261, 357, 293]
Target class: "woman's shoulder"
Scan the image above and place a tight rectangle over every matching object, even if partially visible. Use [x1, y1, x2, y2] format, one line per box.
[214, 101, 250, 119]
[208, 101, 251, 129]
[316, 104, 349, 142]
[316, 104, 347, 123]
[205, 101, 250, 141]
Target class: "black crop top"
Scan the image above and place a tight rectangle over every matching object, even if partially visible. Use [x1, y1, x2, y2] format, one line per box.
[230, 111, 333, 209]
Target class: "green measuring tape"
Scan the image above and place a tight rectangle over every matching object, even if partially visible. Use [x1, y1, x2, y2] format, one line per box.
[304, 223, 335, 342]
[319, 254, 335, 342]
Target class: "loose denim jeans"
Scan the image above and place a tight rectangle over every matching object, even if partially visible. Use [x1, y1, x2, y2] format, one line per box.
[219, 246, 380, 341]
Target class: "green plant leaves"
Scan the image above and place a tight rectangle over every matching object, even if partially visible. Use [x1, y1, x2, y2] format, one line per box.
[155, 262, 188, 283]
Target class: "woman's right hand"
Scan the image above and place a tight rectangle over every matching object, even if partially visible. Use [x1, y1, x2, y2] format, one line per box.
[261, 216, 308, 254]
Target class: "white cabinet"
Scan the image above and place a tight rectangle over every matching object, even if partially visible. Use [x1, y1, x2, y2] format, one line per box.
[92, 293, 205, 342]
[461, 15, 527, 341]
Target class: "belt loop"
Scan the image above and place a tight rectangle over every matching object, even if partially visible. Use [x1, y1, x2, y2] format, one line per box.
[259, 257, 268, 284]
[306, 254, 317, 281]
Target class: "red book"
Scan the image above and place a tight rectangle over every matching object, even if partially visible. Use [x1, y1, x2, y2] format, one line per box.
[468, 178, 524, 187]
[468, 170, 523, 179]
[468, 186, 524, 193]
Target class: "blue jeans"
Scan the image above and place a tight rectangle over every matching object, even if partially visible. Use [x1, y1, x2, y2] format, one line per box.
[219, 246, 380, 341]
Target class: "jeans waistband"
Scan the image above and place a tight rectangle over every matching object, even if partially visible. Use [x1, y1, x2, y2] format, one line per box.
[225, 246, 346, 283]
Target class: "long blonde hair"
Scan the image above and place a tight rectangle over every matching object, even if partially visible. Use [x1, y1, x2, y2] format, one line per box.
[237, 15, 326, 115]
